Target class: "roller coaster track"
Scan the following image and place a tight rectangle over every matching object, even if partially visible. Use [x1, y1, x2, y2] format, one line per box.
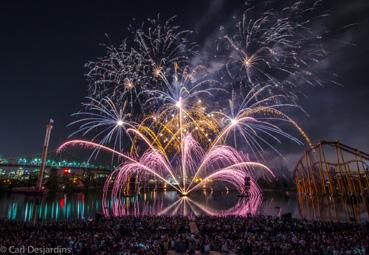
[294, 140, 369, 195]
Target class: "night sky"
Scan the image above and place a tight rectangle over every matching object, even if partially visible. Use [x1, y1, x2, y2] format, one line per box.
[0, 0, 368, 167]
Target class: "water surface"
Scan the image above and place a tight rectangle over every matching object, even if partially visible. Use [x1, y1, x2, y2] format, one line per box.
[0, 190, 368, 223]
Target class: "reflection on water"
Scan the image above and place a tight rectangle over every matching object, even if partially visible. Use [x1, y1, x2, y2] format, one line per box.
[103, 191, 262, 217]
[1, 192, 101, 223]
[0, 191, 368, 223]
[298, 195, 369, 223]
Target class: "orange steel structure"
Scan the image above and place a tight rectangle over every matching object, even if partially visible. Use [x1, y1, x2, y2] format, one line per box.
[294, 141, 369, 195]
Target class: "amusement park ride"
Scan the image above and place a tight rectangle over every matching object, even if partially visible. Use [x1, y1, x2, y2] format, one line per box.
[294, 141, 369, 196]
[11, 119, 54, 194]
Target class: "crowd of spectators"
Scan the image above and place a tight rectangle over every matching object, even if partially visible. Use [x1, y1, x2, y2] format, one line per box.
[0, 215, 368, 254]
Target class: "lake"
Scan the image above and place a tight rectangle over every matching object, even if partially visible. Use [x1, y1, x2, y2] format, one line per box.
[0, 190, 368, 223]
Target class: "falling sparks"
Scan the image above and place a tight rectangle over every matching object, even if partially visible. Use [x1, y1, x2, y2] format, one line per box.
[219, 0, 330, 97]
[62, 0, 338, 210]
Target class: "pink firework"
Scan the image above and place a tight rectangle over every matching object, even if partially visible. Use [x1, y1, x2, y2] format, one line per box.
[58, 129, 274, 209]
[100, 192, 262, 218]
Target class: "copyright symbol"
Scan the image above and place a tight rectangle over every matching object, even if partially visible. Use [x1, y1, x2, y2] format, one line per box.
[0, 246, 6, 253]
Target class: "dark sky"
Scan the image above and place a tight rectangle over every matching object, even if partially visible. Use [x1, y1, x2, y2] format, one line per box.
[0, 0, 368, 164]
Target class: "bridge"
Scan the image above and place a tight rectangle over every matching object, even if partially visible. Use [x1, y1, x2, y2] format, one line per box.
[294, 140, 369, 195]
[0, 156, 111, 172]
[0, 119, 113, 194]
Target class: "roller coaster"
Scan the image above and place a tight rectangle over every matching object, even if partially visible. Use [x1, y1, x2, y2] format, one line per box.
[294, 141, 369, 195]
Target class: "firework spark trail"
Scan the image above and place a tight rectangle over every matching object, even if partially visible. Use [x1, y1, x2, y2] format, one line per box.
[58, 125, 274, 196]
[68, 97, 137, 155]
[219, 1, 329, 97]
[65, 74, 306, 201]
[209, 85, 309, 160]
[86, 16, 199, 113]
[85, 42, 144, 110]
[131, 16, 197, 77]
[131, 107, 273, 193]
[61, 1, 337, 215]
[127, 130, 273, 195]
[142, 65, 225, 114]
[79, 4, 319, 159]
[84, 1, 331, 116]
[57, 140, 183, 193]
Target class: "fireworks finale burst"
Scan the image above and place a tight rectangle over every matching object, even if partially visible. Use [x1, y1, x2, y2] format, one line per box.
[59, 1, 333, 206]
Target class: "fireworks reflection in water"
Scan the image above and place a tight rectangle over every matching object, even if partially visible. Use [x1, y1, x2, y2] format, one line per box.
[102, 191, 262, 218]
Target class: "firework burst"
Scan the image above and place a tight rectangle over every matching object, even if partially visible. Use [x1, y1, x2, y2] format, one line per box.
[59, 1, 337, 209]
[131, 15, 197, 81]
[85, 41, 143, 111]
[218, 0, 329, 97]
[86, 16, 199, 113]
[211, 85, 310, 160]
[58, 132, 274, 197]
[68, 97, 136, 153]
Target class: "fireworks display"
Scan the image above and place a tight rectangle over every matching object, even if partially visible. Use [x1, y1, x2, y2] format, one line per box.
[58, 1, 332, 205]
[218, 0, 330, 97]
[69, 97, 136, 152]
